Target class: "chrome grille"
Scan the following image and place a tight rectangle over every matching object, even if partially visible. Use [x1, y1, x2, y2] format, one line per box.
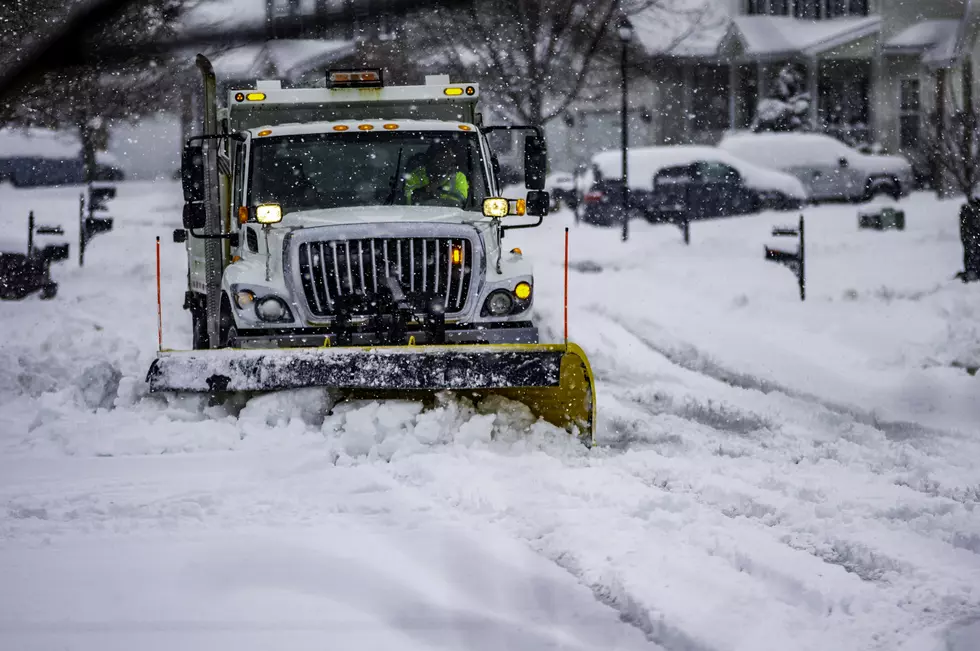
[297, 237, 473, 317]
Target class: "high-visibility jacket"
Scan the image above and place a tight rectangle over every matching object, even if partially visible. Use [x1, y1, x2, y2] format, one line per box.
[404, 168, 469, 206]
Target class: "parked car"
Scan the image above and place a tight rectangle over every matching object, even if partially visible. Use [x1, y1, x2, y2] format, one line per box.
[581, 178, 647, 226]
[582, 146, 807, 226]
[545, 172, 577, 210]
[718, 132, 914, 203]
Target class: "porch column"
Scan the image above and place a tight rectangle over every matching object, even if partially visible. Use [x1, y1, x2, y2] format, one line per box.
[729, 61, 738, 131]
[808, 56, 819, 129]
[935, 68, 948, 197]
[757, 62, 767, 100]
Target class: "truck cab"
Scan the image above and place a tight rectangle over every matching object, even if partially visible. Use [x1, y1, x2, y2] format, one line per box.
[179, 69, 550, 350]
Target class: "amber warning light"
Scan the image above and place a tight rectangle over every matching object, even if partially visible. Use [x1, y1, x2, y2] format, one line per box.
[328, 69, 384, 89]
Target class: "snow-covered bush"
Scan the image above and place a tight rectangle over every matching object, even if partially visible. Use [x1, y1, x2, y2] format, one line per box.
[751, 64, 811, 133]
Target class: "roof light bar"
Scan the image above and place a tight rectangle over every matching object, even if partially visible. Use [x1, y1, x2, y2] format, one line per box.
[328, 68, 384, 89]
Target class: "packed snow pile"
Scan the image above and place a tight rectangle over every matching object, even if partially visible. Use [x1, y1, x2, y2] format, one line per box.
[1, 181, 979, 651]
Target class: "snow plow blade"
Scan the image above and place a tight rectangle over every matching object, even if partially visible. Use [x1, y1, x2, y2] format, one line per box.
[146, 343, 596, 443]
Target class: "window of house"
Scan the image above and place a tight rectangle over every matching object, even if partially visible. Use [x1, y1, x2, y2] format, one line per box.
[785, 0, 867, 18]
[899, 79, 921, 148]
[794, 0, 819, 19]
[748, 0, 790, 13]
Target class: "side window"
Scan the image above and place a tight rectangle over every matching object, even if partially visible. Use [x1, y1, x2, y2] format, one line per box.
[699, 161, 739, 183]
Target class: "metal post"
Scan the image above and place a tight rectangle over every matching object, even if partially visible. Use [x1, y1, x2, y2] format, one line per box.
[78, 192, 86, 267]
[728, 61, 738, 131]
[27, 211, 34, 257]
[620, 35, 630, 242]
[798, 215, 806, 301]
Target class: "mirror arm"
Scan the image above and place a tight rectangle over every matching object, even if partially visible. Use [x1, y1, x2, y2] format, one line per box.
[500, 215, 544, 236]
[188, 228, 239, 246]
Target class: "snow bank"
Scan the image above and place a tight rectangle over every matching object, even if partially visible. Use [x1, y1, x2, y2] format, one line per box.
[0, 127, 118, 165]
[591, 145, 807, 198]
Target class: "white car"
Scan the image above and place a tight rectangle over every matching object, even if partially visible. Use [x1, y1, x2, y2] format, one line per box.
[719, 132, 914, 203]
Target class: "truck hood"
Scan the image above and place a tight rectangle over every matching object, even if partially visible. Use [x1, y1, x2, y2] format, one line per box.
[281, 205, 485, 228]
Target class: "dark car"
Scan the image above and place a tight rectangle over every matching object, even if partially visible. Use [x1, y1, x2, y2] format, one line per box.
[647, 161, 763, 222]
[583, 146, 808, 227]
[0, 157, 125, 187]
[581, 179, 648, 227]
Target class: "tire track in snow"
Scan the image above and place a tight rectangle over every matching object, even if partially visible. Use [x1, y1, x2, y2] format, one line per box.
[591, 309, 980, 507]
[543, 310, 980, 643]
[596, 308, 964, 446]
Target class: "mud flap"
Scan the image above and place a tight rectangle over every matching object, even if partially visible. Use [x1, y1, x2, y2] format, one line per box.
[147, 343, 596, 444]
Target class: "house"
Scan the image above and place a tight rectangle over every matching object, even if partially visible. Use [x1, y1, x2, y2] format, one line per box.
[551, 0, 980, 183]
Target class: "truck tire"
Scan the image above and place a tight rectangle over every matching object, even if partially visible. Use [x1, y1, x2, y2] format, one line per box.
[191, 308, 209, 350]
[863, 177, 900, 203]
[40, 283, 58, 300]
[218, 295, 236, 348]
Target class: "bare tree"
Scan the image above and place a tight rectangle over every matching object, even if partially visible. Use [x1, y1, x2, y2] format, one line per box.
[928, 60, 980, 282]
[405, 0, 714, 126]
[1, 0, 195, 183]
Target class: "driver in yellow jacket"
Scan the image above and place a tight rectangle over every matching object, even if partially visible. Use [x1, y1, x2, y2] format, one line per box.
[404, 141, 469, 207]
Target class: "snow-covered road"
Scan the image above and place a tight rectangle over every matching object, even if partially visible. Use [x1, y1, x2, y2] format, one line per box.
[1, 181, 978, 651]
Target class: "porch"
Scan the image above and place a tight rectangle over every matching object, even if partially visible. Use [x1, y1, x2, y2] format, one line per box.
[655, 14, 882, 147]
[660, 57, 874, 147]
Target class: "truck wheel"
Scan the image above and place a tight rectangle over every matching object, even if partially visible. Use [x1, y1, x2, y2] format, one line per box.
[191, 309, 209, 350]
[218, 295, 237, 348]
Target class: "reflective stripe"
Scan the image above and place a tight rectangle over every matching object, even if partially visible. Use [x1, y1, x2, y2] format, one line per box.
[405, 168, 468, 206]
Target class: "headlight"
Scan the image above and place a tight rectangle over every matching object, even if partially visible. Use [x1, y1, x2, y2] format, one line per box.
[234, 290, 255, 309]
[256, 204, 283, 224]
[255, 296, 291, 322]
[514, 282, 531, 300]
[484, 290, 513, 316]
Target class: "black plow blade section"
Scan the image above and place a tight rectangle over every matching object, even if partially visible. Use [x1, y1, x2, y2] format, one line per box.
[146, 347, 564, 393]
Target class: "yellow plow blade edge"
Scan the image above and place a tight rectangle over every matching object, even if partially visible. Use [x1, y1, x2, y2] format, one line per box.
[147, 343, 596, 444]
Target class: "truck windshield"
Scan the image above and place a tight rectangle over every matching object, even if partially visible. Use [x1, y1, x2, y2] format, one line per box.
[249, 130, 488, 214]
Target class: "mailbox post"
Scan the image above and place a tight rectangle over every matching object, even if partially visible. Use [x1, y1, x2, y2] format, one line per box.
[79, 184, 116, 266]
[764, 215, 806, 301]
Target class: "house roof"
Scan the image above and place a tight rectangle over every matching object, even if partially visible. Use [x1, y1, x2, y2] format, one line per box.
[646, 7, 882, 60]
[921, 1, 980, 69]
[884, 20, 960, 52]
[732, 15, 881, 58]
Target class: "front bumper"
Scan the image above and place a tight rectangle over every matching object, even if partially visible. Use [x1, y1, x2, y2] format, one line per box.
[231, 323, 538, 349]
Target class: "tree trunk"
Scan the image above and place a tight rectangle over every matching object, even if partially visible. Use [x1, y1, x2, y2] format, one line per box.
[78, 119, 97, 187]
[961, 199, 980, 282]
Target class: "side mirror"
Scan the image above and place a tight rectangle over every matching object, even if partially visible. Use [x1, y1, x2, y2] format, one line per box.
[524, 136, 546, 190]
[183, 202, 207, 230]
[526, 190, 549, 217]
[181, 143, 206, 203]
[839, 157, 850, 169]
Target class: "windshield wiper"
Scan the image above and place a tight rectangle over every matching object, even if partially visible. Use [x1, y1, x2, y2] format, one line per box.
[384, 147, 404, 205]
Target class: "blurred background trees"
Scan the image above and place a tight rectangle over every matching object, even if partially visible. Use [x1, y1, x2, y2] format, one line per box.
[400, 0, 713, 127]
[0, 0, 194, 183]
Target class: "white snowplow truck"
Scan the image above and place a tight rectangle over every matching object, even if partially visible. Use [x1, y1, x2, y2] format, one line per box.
[147, 58, 596, 442]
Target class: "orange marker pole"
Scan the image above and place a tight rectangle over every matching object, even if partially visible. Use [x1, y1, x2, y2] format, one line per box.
[563, 227, 569, 345]
[155, 236, 163, 352]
